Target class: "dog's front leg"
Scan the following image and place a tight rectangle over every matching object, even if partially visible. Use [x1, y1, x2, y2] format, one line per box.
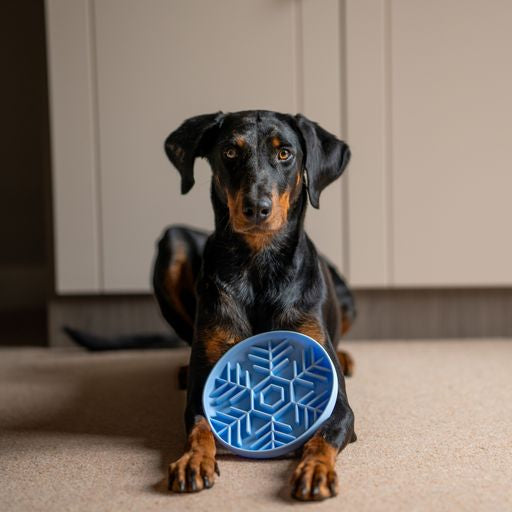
[290, 345, 355, 501]
[167, 335, 216, 492]
[168, 416, 218, 492]
[169, 314, 248, 492]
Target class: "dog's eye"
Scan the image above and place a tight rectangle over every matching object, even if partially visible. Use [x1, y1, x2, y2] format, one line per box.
[223, 147, 238, 159]
[277, 149, 291, 161]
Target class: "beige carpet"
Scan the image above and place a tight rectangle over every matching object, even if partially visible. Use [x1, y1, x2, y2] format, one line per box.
[1, 340, 511, 512]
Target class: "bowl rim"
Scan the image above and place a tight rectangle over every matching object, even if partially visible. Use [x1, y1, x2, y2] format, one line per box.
[202, 329, 338, 459]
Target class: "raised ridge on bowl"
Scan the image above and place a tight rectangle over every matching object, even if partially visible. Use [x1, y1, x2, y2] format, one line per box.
[202, 330, 338, 458]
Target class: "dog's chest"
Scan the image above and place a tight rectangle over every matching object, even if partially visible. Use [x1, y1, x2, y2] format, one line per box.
[245, 277, 300, 332]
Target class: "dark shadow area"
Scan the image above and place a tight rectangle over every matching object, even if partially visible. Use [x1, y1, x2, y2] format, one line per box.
[0, 0, 52, 347]
[0, 309, 47, 347]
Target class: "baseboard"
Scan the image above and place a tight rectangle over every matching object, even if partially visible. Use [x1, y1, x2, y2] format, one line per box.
[48, 295, 169, 347]
[345, 288, 512, 340]
[49, 289, 512, 346]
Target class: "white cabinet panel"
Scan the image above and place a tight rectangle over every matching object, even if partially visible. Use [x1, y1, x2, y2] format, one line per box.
[93, 0, 344, 291]
[302, 0, 346, 272]
[94, 0, 297, 291]
[346, 0, 512, 287]
[391, 0, 512, 286]
[345, 0, 391, 286]
[46, 0, 101, 292]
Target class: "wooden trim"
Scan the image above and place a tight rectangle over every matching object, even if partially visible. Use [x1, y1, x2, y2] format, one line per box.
[49, 289, 512, 346]
[346, 288, 512, 340]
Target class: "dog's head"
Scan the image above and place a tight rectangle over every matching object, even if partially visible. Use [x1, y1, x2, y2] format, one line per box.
[164, 110, 350, 236]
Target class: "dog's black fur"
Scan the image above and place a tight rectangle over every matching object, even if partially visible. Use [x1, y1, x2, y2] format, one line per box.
[156, 110, 356, 501]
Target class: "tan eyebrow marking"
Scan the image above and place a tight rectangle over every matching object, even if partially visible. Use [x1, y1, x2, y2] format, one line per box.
[234, 135, 246, 147]
[271, 136, 281, 148]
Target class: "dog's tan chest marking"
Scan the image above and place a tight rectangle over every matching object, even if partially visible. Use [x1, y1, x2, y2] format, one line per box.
[295, 316, 326, 345]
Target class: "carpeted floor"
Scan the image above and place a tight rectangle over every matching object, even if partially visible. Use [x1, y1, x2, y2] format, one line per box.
[1, 340, 511, 512]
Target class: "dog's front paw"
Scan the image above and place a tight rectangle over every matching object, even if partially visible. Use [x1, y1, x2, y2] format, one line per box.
[168, 450, 220, 493]
[290, 456, 338, 501]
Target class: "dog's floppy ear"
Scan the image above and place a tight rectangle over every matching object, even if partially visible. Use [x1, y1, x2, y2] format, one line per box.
[164, 112, 224, 194]
[294, 114, 351, 209]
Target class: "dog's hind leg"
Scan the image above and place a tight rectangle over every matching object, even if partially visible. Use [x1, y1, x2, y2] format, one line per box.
[322, 259, 356, 377]
[153, 225, 210, 345]
[337, 350, 355, 377]
[325, 261, 357, 336]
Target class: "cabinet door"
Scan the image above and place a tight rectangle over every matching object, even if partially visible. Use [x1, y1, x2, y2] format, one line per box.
[47, 0, 346, 293]
[346, 0, 512, 287]
[46, 0, 102, 292]
[93, 0, 345, 291]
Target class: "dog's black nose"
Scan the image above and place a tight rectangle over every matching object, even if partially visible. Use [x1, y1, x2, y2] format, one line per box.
[242, 197, 272, 223]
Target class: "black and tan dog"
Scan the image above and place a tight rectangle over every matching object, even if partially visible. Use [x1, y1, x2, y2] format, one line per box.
[154, 110, 356, 501]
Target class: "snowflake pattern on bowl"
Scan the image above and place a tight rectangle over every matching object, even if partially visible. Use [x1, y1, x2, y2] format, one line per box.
[202, 331, 338, 458]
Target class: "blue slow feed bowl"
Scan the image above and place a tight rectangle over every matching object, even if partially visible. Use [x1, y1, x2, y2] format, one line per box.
[202, 330, 338, 458]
